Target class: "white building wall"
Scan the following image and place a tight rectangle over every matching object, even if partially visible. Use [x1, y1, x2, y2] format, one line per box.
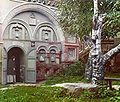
[0, 0, 26, 23]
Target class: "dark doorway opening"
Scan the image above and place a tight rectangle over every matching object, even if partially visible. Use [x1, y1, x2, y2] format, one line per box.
[7, 47, 25, 83]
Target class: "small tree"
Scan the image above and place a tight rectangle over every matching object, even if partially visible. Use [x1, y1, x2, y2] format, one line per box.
[58, 0, 120, 84]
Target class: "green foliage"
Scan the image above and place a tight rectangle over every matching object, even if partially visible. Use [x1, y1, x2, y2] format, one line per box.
[58, 0, 120, 39]
[45, 75, 84, 85]
[83, 81, 120, 102]
[0, 84, 10, 88]
[0, 86, 111, 102]
[110, 95, 120, 102]
[102, 1, 120, 39]
[62, 61, 85, 76]
[113, 1, 120, 11]
[58, 0, 93, 38]
[0, 86, 77, 102]
[45, 61, 85, 85]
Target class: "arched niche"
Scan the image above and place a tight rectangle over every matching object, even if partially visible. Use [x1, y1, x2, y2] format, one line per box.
[36, 46, 48, 53]
[50, 49, 56, 63]
[49, 45, 59, 53]
[36, 46, 48, 63]
[3, 19, 31, 40]
[35, 24, 58, 42]
[49, 45, 60, 64]
[38, 49, 46, 62]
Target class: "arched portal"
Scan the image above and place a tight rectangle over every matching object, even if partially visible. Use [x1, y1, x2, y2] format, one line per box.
[7, 47, 26, 83]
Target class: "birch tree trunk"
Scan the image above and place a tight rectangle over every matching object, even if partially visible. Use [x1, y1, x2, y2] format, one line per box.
[83, 0, 120, 84]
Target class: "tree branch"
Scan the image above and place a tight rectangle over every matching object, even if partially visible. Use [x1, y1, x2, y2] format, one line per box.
[82, 35, 95, 49]
[103, 44, 120, 61]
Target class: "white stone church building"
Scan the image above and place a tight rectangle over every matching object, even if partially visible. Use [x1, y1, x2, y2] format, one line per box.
[0, 0, 79, 84]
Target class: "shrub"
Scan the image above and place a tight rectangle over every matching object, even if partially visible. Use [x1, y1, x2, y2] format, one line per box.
[83, 81, 120, 102]
[62, 61, 85, 76]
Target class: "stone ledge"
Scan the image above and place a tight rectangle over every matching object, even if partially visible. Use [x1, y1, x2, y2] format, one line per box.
[52, 83, 97, 92]
[52, 83, 98, 97]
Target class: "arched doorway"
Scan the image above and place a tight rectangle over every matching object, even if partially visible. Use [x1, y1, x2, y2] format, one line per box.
[7, 47, 26, 83]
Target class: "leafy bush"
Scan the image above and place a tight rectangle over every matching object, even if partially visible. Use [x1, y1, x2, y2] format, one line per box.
[109, 88, 120, 102]
[62, 61, 85, 76]
[83, 81, 120, 102]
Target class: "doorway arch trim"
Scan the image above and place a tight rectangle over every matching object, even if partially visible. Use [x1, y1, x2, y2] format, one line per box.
[7, 45, 27, 55]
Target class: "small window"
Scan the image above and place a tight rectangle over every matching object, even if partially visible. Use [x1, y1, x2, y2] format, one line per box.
[42, 30, 51, 42]
[67, 37, 76, 43]
[12, 26, 22, 40]
[68, 48, 76, 60]
[44, 33, 49, 40]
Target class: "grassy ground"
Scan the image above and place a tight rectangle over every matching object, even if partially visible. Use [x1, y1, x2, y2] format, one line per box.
[0, 75, 115, 102]
[0, 78, 119, 102]
[0, 75, 118, 102]
[0, 84, 10, 88]
[0, 86, 110, 102]
[0, 61, 119, 102]
[45, 75, 85, 85]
